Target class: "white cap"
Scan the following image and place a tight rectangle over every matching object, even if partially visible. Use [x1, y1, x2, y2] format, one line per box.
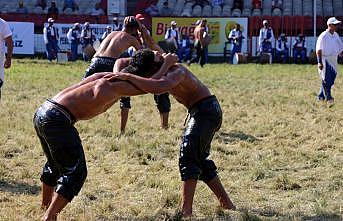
[171, 20, 177, 26]
[263, 20, 268, 25]
[327, 17, 341, 25]
[47, 18, 54, 23]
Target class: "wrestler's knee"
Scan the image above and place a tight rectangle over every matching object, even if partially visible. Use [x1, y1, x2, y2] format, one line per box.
[179, 135, 201, 181]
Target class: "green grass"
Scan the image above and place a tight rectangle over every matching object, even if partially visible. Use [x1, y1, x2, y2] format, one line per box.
[0, 59, 342, 220]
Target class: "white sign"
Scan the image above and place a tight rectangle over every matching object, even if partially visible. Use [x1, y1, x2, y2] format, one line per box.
[8, 22, 34, 55]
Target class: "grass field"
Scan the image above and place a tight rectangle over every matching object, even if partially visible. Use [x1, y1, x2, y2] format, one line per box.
[0, 59, 342, 221]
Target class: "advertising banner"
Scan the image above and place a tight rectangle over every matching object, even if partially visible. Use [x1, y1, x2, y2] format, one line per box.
[8, 22, 34, 54]
[152, 17, 248, 55]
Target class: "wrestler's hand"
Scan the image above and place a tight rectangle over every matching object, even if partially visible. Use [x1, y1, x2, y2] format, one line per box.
[318, 63, 323, 70]
[162, 53, 178, 68]
[112, 73, 130, 81]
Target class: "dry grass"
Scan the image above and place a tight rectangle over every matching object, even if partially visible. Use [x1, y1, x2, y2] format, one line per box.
[0, 59, 342, 221]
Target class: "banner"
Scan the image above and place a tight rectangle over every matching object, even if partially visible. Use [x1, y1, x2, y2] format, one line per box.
[152, 17, 248, 55]
[46, 23, 111, 52]
[8, 22, 34, 55]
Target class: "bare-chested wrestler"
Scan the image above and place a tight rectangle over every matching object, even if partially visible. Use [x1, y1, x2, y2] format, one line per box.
[188, 19, 207, 67]
[34, 53, 177, 221]
[114, 49, 236, 217]
[83, 16, 170, 134]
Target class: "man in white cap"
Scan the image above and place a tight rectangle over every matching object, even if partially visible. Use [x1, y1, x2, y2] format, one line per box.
[258, 20, 275, 62]
[164, 20, 180, 53]
[67, 23, 81, 61]
[0, 18, 13, 100]
[43, 18, 59, 62]
[316, 17, 343, 106]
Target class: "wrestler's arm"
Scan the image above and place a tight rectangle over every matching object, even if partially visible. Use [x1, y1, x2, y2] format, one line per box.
[114, 66, 185, 94]
[113, 57, 132, 72]
[103, 75, 146, 96]
[139, 25, 164, 53]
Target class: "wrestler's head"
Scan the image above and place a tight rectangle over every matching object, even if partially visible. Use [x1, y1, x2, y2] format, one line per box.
[123, 16, 140, 36]
[122, 49, 163, 78]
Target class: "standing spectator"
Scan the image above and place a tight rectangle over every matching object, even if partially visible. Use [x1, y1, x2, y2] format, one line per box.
[35, 0, 47, 10]
[101, 26, 112, 42]
[178, 34, 192, 62]
[16, 0, 28, 14]
[0, 18, 13, 100]
[113, 17, 122, 31]
[81, 22, 95, 61]
[90, 2, 105, 16]
[188, 19, 208, 67]
[228, 23, 244, 64]
[43, 18, 59, 62]
[258, 20, 275, 62]
[63, 0, 79, 12]
[316, 17, 343, 106]
[164, 21, 180, 53]
[67, 23, 81, 61]
[47, 1, 59, 19]
[293, 34, 307, 64]
[275, 33, 289, 63]
[159, 1, 173, 16]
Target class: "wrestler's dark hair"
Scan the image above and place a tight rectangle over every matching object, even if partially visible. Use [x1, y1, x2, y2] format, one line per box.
[122, 49, 163, 78]
[123, 16, 139, 33]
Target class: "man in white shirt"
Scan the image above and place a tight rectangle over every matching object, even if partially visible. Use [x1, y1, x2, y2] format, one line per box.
[258, 20, 274, 63]
[228, 23, 244, 64]
[316, 17, 343, 106]
[43, 18, 59, 62]
[0, 18, 13, 100]
[275, 33, 289, 63]
[164, 21, 180, 53]
[293, 34, 307, 64]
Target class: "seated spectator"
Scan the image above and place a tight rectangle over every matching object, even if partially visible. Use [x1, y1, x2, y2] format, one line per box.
[211, 0, 223, 6]
[35, 0, 47, 10]
[47, 1, 59, 19]
[293, 34, 307, 64]
[63, 0, 79, 12]
[272, 0, 282, 9]
[16, 0, 28, 14]
[252, 0, 262, 9]
[90, 2, 105, 15]
[145, 3, 159, 16]
[159, 1, 173, 16]
[275, 33, 289, 63]
[232, 0, 243, 10]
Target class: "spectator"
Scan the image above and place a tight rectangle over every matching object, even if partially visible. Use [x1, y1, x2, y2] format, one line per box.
[275, 33, 289, 63]
[16, 0, 28, 14]
[164, 20, 180, 53]
[293, 34, 307, 64]
[252, 0, 262, 9]
[113, 17, 122, 31]
[81, 22, 95, 61]
[145, 3, 159, 16]
[101, 26, 112, 42]
[67, 23, 81, 61]
[43, 18, 59, 62]
[272, 0, 282, 9]
[228, 23, 244, 64]
[185, 0, 210, 8]
[160, 1, 173, 16]
[178, 34, 192, 62]
[63, 0, 79, 12]
[47, 1, 59, 19]
[0, 18, 13, 100]
[316, 17, 343, 106]
[232, 0, 243, 10]
[35, 0, 47, 10]
[211, 0, 223, 6]
[188, 19, 208, 67]
[90, 2, 105, 16]
[258, 20, 275, 54]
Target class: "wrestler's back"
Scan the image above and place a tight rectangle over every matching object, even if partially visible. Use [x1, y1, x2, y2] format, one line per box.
[169, 65, 212, 109]
[52, 79, 120, 121]
[94, 31, 133, 58]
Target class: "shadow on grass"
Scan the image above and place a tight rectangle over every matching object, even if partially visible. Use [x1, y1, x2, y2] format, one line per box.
[0, 179, 40, 195]
[216, 130, 260, 144]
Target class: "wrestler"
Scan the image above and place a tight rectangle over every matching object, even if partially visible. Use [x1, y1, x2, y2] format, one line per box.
[34, 53, 177, 221]
[114, 49, 236, 217]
